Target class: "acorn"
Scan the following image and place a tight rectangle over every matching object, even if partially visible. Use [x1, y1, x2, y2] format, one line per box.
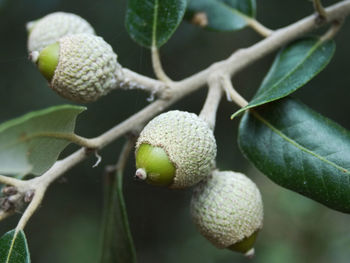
[191, 170, 263, 257]
[31, 33, 122, 103]
[135, 110, 217, 189]
[27, 12, 95, 53]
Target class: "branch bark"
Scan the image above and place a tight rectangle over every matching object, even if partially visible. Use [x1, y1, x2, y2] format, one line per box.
[221, 75, 248, 108]
[199, 77, 223, 130]
[175, 0, 350, 93]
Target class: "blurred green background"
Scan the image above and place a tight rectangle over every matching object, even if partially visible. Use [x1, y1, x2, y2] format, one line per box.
[1, 0, 350, 262]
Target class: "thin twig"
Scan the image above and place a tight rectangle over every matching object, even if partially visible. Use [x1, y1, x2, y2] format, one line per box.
[0, 175, 25, 188]
[94, 99, 170, 148]
[22, 132, 99, 149]
[151, 47, 173, 84]
[65, 134, 99, 149]
[220, 75, 248, 108]
[199, 76, 223, 130]
[320, 19, 344, 42]
[120, 68, 167, 95]
[15, 187, 45, 234]
[313, 0, 327, 19]
[246, 18, 274, 37]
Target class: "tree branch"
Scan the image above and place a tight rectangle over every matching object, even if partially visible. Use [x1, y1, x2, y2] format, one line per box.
[313, 0, 327, 19]
[0, 175, 25, 188]
[320, 19, 344, 42]
[15, 187, 45, 234]
[199, 77, 223, 130]
[151, 47, 173, 84]
[175, 0, 350, 92]
[36, 0, 350, 183]
[8, 0, 350, 231]
[120, 67, 167, 95]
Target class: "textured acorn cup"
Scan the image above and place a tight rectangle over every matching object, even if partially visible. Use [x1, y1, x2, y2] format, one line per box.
[191, 170, 263, 257]
[135, 110, 217, 189]
[27, 12, 95, 52]
[34, 33, 121, 103]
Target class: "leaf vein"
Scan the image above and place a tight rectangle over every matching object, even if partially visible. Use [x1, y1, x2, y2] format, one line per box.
[218, 1, 250, 21]
[254, 41, 322, 102]
[251, 110, 350, 176]
[152, 0, 159, 47]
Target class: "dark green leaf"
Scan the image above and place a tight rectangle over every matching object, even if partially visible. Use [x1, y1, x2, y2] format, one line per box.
[232, 38, 335, 118]
[0, 230, 30, 263]
[0, 105, 86, 176]
[125, 0, 187, 48]
[99, 169, 136, 263]
[238, 98, 350, 213]
[186, 0, 256, 31]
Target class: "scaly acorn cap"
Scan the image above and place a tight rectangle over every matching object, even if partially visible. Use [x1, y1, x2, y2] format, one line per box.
[191, 170, 263, 257]
[27, 12, 95, 53]
[135, 110, 217, 189]
[33, 33, 122, 103]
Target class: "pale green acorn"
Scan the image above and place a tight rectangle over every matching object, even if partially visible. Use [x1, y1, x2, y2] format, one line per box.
[27, 12, 95, 53]
[191, 170, 263, 257]
[32, 33, 122, 103]
[135, 110, 217, 189]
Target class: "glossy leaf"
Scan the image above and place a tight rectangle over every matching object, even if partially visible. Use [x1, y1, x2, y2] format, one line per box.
[125, 0, 187, 48]
[238, 98, 350, 213]
[232, 38, 335, 118]
[186, 0, 256, 31]
[0, 230, 30, 263]
[0, 105, 86, 176]
[99, 170, 136, 263]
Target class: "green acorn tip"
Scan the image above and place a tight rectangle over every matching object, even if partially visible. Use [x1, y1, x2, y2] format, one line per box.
[35, 42, 60, 82]
[135, 143, 176, 187]
[228, 231, 259, 258]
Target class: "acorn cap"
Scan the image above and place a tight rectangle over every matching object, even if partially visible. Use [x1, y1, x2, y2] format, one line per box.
[135, 110, 217, 189]
[191, 170, 263, 256]
[27, 12, 95, 52]
[34, 33, 121, 103]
